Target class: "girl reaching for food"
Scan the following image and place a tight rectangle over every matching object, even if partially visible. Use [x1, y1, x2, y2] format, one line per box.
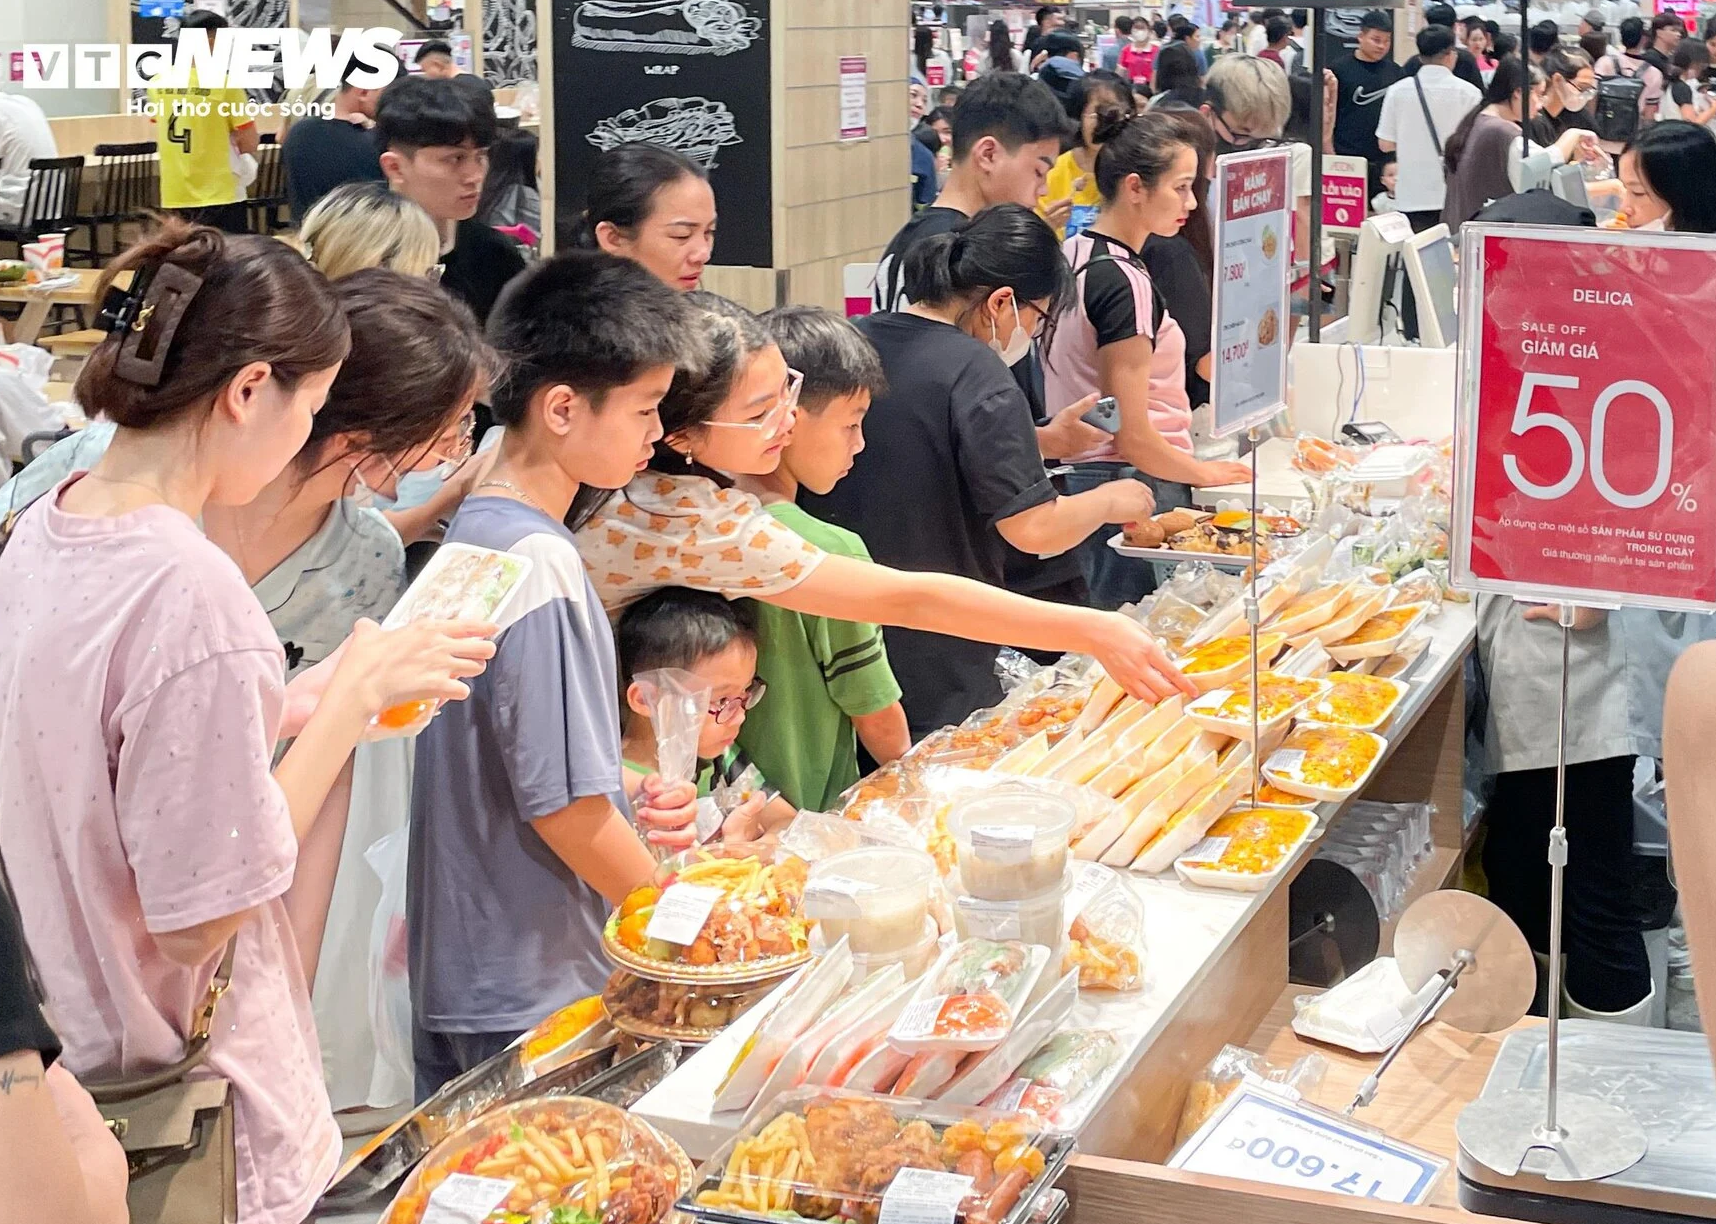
[574, 290, 1192, 737]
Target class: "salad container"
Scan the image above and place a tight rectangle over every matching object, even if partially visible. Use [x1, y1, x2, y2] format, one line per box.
[680, 1087, 1074, 1224]
[380, 1096, 694, 1224]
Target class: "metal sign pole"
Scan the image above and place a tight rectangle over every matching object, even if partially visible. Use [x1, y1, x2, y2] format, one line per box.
[1455, 603, 1647, 1181]
[1247, 426, 1261, 800]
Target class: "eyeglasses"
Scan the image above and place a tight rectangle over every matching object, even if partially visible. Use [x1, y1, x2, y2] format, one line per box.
[704, 368, 804, 441]
[412, 410, 477, 477]
[709, 678, 766, 724]
[1214, 111, 1280, 149]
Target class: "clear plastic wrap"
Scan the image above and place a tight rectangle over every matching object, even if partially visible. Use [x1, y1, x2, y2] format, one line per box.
[940, 970, 1080, 1106]
[714, 939, 854, 1112]
[607, 845, 810, 977]
[632, 667, 715, 848]
[381, 1096, 692, 1224]
[888, 939, 1048, 1054]
[1174, 1044, 1329, 1148]
[983, 1029, 1123, 1126]
[1062, 867, 1143, 990]
[683, 1088, 1071, 1224]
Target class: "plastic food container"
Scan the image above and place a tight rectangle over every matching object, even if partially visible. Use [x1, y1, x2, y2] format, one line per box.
[1289, 586, 1392, 649]
[1261, 727, 1389, 802]
[1325, 602, 1433, 664]
[1174, 632, 1287, 694]
[1300, 671, 1409, 732]
[945, 787, 1078, 901]
[952, 865, 1073, 948]
[681, 1087, 1074, 1224]
[888, 939, 1049, 1054]
[844, 919, 941, 985]
[803, 847, 936, 955]
[1184, 675, 1330, 738]
[1174, 808, 1319, 891]
[381, 1096, 693, 1224]
[1231, 780, 1321, 811]
[1265, 582, 1352, 638]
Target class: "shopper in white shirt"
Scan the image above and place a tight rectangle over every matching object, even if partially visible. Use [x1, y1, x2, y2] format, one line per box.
[1376, 24, 1478, 340]
[0, 92, 57, 228]
[1376, 25, 1482, 225]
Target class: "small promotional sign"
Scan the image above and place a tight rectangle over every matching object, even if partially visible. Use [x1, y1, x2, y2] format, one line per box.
[1452, 225, 1716, 612]
[839, 55, 868, 141]
[1321, 155, 1368, 236]
[1210, 148, 1293, 438]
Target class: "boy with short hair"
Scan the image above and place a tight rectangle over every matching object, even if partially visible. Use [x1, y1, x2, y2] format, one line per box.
[735, 307, 911, 811]
[407, 251, 704, 1100]
[415, 39, 460, 79]
[376, 75, 524, 324]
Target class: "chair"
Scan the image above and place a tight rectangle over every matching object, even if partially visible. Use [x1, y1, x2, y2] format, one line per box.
[79, 142, 159, 264]
[248, 136, 288, 235]
[0, 156, 88, 257]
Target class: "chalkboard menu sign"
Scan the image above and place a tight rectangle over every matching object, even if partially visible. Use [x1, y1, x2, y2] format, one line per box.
[550, 0, 773, 266]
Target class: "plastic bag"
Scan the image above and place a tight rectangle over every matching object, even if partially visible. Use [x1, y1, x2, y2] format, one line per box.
[888, 939, 1048, 1054]
[941, 969, 1080, 1106]
[1175, 1044, 1328, 1147]
[0, 344, 58, 462]
[363, 828, 413, 1104]
[1063, 867, 1143, 990]
[713, 937, 854, 1111]
[983, 1028, 1123, 1125]
[633, 667, 714, 846]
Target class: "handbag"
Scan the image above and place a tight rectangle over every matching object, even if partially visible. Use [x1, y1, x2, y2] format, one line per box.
[84, 939, 240, 1224]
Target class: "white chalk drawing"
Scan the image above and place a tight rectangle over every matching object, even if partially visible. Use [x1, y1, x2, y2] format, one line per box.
[569, 0, 761, 56]
[586, 96, 742, 169]
[484, 0, 538, 86]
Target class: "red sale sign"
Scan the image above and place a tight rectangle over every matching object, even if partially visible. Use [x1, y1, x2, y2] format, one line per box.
[1453, 226, 1716, 612]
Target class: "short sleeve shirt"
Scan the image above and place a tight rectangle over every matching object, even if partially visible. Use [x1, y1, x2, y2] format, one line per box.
[0, 477, 338, 1224]
[147, 73, 252, 208]
[576, 474, 827, 616]
[1044, 230, 1193, 462]
[1040, 151, 1103, 239]
[737, 503, 903, 811]
[409, 496, 629, 1032]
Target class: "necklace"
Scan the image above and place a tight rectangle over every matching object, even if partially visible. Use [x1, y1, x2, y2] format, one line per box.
[477, 478, 552, 517]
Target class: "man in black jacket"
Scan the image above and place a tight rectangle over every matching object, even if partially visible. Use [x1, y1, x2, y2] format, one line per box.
[1402, 3, 1485, 89]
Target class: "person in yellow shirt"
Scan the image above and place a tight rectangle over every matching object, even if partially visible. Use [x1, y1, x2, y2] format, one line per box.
[1039, 70, 1135, 239]
[146, 11, 260, 233]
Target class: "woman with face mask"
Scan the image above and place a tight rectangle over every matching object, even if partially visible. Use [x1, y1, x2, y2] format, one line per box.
[1619, 119, 1716, 231]
[575, 243, 1192, 738]
[1442, 58, 1597, 229]
[1043, 111, 1252, 608]
[1530, 48, 1600, 145]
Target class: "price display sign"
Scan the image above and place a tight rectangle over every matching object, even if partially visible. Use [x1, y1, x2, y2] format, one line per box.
[1169, 1087, 1446, 1206]
[1210, 149, 1292, 438]
[1453, 226, 1716, 612]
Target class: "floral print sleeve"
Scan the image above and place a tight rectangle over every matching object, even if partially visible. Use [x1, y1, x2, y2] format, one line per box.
[576, 473, 827, 614]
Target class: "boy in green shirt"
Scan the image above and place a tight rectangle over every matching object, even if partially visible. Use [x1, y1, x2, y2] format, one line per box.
[737, 307, 911, 810]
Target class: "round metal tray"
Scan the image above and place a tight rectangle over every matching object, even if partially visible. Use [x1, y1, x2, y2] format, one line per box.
[602, 915, 811, 986]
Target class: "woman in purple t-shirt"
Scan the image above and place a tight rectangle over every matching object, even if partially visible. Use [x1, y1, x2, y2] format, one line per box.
[0, 222, 495, 1224]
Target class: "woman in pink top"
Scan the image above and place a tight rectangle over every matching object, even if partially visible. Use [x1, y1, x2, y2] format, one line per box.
[0, 222, 495, 1224]
[1044, 110, 1253, 607]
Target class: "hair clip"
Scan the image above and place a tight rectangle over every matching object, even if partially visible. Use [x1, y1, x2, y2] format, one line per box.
[113, 263, 205, 389]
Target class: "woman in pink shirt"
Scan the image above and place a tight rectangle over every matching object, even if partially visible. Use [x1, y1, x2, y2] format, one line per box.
[1044, 111, 1252, 607]
[0, 222, 495, 1224]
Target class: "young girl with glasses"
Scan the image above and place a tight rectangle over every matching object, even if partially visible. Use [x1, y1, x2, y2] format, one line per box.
[617, 587, 797, 844]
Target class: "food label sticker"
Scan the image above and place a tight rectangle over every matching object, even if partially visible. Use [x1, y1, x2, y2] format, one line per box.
[879, 1167, 977, 1224]
[891, 993, 948, 1040]
[644, 882, 724, 946]
[1182, 836, 1232, 864]
[1063, 862, 1112, 931]
[695, 796, 725, 844]
[992, 1077, 1030, 1112]
[803, 874, 876, 919]
[969, 824, 1034, 865]
[422, 1173, 515, 1224]
[1266, 748, 1306, 776]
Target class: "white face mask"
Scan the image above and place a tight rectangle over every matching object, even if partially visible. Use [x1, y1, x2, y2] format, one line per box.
[988, 297, 1033, 366]
[349, 462, 398, 511]
[1638, 215, 1668, 231]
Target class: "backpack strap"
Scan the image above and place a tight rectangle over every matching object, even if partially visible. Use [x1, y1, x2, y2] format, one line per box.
[1069, 237, 1169, 338]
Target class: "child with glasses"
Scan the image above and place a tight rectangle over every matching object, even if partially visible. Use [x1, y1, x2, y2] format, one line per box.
[618, 587, 798, 843]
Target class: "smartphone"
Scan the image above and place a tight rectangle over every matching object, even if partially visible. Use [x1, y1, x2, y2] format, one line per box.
[1081, 395, 1122, 434]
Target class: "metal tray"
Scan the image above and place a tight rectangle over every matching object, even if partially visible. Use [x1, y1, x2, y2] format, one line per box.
[1107, 534, 1256, 570]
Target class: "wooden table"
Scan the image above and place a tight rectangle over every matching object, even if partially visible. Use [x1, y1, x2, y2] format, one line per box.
[0, 270, 108, 346]
[1061, 986, 1534, 1223]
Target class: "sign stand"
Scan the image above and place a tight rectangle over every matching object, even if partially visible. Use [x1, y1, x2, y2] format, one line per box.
[1454, 604, 1648, 1182]
[1246, 425, 1262, 800]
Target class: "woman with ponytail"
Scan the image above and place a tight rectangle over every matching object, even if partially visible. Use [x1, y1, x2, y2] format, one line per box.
[0, 221, 495, 1223]
[573, 244, 1190, 738]
[574, 142, 717, 291]
[1045, 111, 1252, 608]
[1040, 70, 1137, 239]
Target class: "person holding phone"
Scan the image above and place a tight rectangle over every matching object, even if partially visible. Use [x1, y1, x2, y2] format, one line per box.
[1044, 111, 1252, 609]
